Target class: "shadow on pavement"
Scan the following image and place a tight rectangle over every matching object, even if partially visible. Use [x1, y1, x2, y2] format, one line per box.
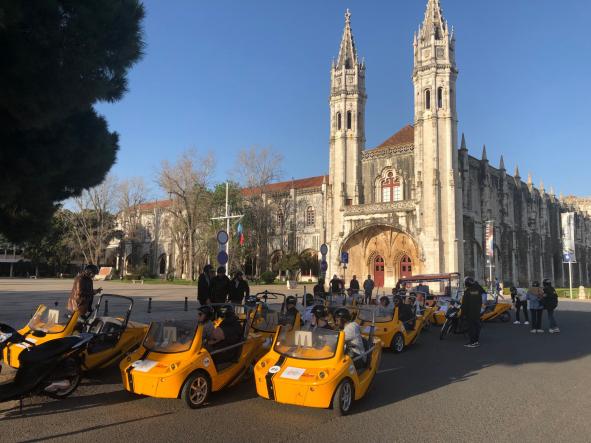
[353, 302, 591, 415]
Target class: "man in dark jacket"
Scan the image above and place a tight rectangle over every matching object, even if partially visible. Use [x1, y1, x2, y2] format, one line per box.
[330, 274, 341, 294]
[67, 264, 102, 318]
[313, 278, 327, 299]
[229, 271, 249, 304]
[349, 275, 360, 294]
[462, 277, 484, 348]
[197, 264, 214, 305]
[210, 266, 231, 304]
[542, 278, 560, 333]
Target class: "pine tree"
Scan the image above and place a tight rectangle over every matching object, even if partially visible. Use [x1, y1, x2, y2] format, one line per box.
[0, 1, 145, 241]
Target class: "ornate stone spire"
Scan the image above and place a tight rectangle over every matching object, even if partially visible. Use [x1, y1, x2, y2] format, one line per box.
[419, 0, 447, 41]
[499, 155, 505, 170]
[527, 172, 533, 187]
[459, 133, 467, 151]
[540, 180, 545, 193]
[481, 144, 488, 162]
[336, 9, 358, 69]
[514, 165, 521, 178]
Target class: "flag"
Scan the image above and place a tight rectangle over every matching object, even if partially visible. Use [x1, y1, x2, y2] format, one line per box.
[237, 223, 244, 246]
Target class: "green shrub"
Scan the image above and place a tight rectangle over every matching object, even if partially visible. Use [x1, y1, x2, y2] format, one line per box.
[260, 271, 277, 284]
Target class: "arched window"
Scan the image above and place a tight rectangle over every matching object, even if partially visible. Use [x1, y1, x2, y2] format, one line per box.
[337, 112, 342, 130]
[381, 172, 402, 202]
[277, 209, 284, 225]
[425, 89, 431, 110]
[306, 206, 315, 226]
[437, 87, 443, 108]
[346, 111, 352, 130]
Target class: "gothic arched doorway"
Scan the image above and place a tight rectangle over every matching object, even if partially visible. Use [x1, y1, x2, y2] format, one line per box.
[374, 255, 385, 287]
[400, 255, 412, 279]
[158, 254, 167, 275]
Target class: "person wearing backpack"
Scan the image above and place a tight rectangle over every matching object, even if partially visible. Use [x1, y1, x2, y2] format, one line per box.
[526, 281, 544, 333]
[542, 278, 560, 333]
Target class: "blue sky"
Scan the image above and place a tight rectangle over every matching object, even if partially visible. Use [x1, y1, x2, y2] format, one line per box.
[95, 0, 591, 198]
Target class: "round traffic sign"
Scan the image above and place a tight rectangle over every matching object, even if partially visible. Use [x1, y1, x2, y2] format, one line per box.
[320, 243, 328, 256]
[320, 260, 328, 272]
[217, 230, 229, 245]
[217, 250, 229, 265]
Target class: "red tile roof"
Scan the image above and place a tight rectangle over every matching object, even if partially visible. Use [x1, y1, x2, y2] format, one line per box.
[241, 175, 327, 197]
[369, 125, 414, 151]
[136, 199, 173, 211]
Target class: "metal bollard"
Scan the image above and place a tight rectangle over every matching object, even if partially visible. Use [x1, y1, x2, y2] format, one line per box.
[148, 297, 152, 314]
[104, 300, 109, 316]
[54, 301, 59, 308]
[184, 297, 188, 311]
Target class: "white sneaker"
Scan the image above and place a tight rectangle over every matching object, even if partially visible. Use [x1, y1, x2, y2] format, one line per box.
[549, 328, 556, 334]
[553, 328, 560, 333]
[530, 329, 537, 333]
[549, 328, 560, 333]
[513, 321, 521, 325]
[537, 329, 544, 333]
[524, 321, 529, 325]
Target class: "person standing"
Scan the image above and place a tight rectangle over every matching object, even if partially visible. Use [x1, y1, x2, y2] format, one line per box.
[462, 277, 484, 348]
[313, 278, 327, 299]
[526, 281, 544, 333]
[510, 286, 529, 325]
[349, 275, 360, 294]
[197, 264, 214, 305]
[542, 278, 560, 333]
[363, 275, 374, 304]
[211, 266, 231, 304]
[330, 274, 341, 294]
[67, 264, 102, 318]
[229, 271, 249, 304]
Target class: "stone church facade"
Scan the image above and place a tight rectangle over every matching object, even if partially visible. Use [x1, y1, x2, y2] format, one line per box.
[260, 0, 591, 288]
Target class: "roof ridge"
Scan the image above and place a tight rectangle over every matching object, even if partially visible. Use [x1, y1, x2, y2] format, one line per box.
[368, 124, 415, 151]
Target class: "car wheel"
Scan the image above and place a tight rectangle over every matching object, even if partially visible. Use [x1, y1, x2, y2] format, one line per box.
[45, 362, 81, 399]
[332, 379, 354, 416]
[500, 311, 511, 323]
[182, 371, 211, 409]
[392, 333, 405, 353]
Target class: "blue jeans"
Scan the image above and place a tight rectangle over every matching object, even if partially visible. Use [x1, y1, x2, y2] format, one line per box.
[547, 309, 558, 329]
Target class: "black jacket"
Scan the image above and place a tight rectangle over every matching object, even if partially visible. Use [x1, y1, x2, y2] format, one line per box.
[397, 304, 414, 322]
[210, 275, 231, 304]
[349, 279, 360, 291]
[229, 278, 249, 304]
[197, 273, 212, 305]
[462, 286, 483, 320]
[543, 286, 558, 310]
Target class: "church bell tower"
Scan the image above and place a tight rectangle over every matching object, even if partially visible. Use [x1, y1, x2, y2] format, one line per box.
[413, 0, 464, 274]
[327, 9, 366, 276]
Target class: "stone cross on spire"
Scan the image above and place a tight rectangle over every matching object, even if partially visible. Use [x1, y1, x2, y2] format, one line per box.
[336, 9, 358, 69]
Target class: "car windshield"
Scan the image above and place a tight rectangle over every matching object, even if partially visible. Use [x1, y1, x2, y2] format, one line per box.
[27, 305, 71, 334]
[273, 326, 339, 360]
[143, 320, 198, 353]
[357, 305, 394, 323]
[93, 294, 132, 323]
[252, 306, 282, 332]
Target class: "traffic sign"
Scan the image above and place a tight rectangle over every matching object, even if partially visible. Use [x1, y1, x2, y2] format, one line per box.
[341, 251, 349, 264]
[320, 243, 328, 256]
[217, 250, 229, 265]
[217, 230, 229, 245]
[320, 260, 328, 272]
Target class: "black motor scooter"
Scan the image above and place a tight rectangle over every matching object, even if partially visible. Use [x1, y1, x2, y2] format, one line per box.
[439, 300, 468, 340]
[0, 323, 92, 406]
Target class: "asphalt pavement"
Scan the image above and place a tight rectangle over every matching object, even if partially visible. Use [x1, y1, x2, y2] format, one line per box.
[1, 279, 590, 442]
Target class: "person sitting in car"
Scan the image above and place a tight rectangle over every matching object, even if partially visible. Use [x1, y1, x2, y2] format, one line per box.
[394, 296, 415, 331]
[197, 305, 215, 342]
[279, 295, 300, 326]
[334, 308, 366, 365]
[310, 305, 332, 330]
[377, 296, 394, 317]
[208, 305, 242, 365]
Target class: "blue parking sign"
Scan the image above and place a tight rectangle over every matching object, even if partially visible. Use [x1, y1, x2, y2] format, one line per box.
[341, 251, 349, 264]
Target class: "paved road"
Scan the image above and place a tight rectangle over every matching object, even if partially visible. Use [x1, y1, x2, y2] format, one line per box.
[1, 279, 590, 442]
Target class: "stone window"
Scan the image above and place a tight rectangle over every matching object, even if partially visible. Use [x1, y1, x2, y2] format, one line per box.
[337, 112, 342, 130]
[346, 111, 352, 130]
[277, 209, 284, 225]
[425, 89, 431, 110]
[306, 206, 315, 226]
[437, 87, 443, 108]
[345, 198, 352, 206]
[381, 172, 402, 202]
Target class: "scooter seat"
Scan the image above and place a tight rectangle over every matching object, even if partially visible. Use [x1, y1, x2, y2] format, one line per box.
[19, 336, 81, 365]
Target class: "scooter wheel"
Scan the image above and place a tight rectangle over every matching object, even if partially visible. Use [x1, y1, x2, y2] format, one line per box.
[500, 311, 511, 323]
[45, 365, 81, 399]
[392, 333, 405, 353]
[332, 378, 354, 416]
[182, 370, 211, 409]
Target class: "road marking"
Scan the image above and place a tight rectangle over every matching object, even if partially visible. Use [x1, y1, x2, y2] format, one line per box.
[377, 367, 402, 374]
